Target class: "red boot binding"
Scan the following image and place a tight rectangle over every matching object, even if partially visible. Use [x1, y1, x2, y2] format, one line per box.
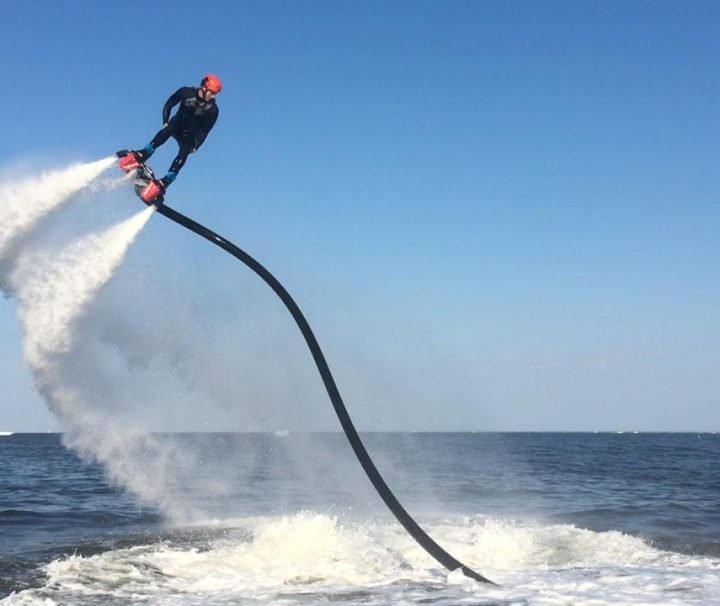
[139, 179, 165, 204]
[118, 151, 143, 173]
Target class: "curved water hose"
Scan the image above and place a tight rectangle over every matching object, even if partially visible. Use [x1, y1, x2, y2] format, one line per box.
[154, 203, 495, 585]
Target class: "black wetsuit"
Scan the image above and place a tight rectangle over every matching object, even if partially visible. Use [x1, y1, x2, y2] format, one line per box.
[147, 87, 219, 177]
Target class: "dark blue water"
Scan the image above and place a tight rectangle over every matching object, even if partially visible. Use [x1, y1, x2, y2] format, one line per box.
[1, 432, 719, 603]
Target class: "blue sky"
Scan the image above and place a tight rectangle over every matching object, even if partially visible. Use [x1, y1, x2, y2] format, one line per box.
[1, 0, 719, 432]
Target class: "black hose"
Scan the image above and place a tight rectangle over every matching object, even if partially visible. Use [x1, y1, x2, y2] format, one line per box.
[154, 202, 495, 585]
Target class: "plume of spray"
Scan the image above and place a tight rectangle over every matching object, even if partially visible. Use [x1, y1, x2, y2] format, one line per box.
[0, 157, 116, 259]
[10, 208, 155, 374]
[0, 157, 199, 518]
[2, 206, 199, 513]
[0, 158, 377, 524]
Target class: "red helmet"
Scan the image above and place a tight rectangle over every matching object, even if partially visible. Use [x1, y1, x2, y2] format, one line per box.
[201, 74, 222, 94]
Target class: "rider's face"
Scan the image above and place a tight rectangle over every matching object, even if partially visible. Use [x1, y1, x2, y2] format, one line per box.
[199, 87, 216, 101]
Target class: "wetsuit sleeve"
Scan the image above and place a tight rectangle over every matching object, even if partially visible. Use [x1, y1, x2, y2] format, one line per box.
[161, 88, 187, 124]
[193, 105, 219, 150]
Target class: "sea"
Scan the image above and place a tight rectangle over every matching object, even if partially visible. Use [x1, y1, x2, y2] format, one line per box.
[1, 432, 719, 605]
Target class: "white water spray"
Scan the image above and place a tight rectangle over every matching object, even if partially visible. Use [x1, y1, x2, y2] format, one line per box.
[4, 200, 191, 513]
[0, 158, 198, 515]
[0, 156, 116, 259]
[10, 207, 155, 371]
[0, 157, 333, 522]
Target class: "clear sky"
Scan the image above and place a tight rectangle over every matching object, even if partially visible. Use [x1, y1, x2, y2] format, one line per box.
[1, 0, 718, 432]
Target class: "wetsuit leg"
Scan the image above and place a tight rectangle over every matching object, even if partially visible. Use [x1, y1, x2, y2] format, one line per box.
[168, 140, 193, 174]
[149, 123, 177, 149]
[161, 131, 195, 184]
[134, 123, 178, 161]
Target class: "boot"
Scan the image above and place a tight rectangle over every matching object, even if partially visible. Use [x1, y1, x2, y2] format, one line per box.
[159, 171, 177, 189]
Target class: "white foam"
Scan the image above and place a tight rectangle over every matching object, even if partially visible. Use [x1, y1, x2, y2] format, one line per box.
[5, 513, 720, 605]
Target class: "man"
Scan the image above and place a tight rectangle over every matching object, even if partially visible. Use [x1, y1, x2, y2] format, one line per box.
[119, 74, 222, 202]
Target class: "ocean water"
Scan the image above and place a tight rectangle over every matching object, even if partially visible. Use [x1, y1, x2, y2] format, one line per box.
[1, 432, 719, 605]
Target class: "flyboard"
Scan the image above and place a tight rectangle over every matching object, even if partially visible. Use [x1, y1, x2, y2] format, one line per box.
[116, 150, 165, 206]
[115, 154, 496, 585]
